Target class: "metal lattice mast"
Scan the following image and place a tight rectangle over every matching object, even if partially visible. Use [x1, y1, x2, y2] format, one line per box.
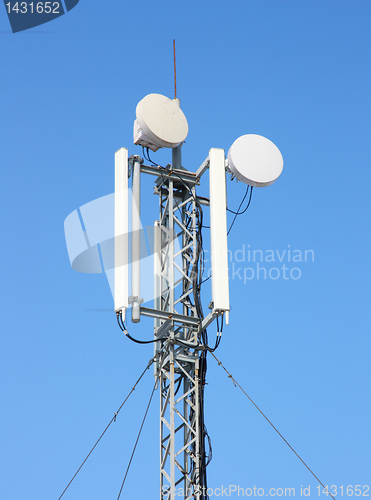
[154, 166, 203, 500]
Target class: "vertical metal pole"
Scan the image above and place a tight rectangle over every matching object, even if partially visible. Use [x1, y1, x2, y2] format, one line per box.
[132, 157, 141, 323]
[160, 355, 164, 500]
[172, 98, 182, 170]
[168, 178, 175, 314]
[172, 145, 182, 170]
[154, 220, 161, 378]
[173, 39, 177, 100]
[169, 347, 176, 499]
[168, 176, 176, 499]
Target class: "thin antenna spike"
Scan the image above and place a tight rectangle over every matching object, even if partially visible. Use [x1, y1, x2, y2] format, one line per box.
[173, 39, 177, 99]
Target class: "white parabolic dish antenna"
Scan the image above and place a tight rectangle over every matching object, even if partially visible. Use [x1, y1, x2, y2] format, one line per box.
[228, 134, 284, 187]
[136, 93, 189, 149]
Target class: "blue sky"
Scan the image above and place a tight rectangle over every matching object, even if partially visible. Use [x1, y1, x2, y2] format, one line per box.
[1, 1, 370, 499]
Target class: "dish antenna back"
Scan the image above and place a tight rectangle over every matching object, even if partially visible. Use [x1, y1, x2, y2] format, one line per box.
[228, 134, 283, 187]
[134, 93, 188, 152]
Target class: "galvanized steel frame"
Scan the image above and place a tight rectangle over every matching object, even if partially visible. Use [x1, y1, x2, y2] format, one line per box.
[154, 172, 202, 500]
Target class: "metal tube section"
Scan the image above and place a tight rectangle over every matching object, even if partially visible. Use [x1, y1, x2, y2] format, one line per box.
[172, 145, 182, 170]
[140, 308, 200, 326]
[169, 178, 174, 315]
[195, 156, 210, 179]
[154, 220, 161, 377]
[172, 98, 183, 170]
[170, 349, 176, 498]
[132, 157, 141, 323]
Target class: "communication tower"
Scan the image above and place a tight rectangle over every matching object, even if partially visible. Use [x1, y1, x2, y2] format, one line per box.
[114, 90, 283, 500]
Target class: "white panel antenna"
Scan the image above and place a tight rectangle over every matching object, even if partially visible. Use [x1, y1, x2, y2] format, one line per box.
[209, 148, 230, 319]
[114, 148, 129, 321]
[131, 157, 142, 323]
[228, 134, 283, 187]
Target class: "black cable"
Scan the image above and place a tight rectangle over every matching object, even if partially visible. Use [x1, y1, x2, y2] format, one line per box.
[116, 313, 163, 344]
[204, 425, 213, 466]
[227, 186, 253, 235]
[161, 376, 183, 397]
[116, 371, 159, 500]
[125, 331, 162, 344]
[209, 351, 337, 500]
[117, 313, 200, 349]
[227, 186, 250, 214]
[57, 357, 154, 500]
[143, 147, 150, 162]
[144, 147, 157, 166]
[208, 314, 223, 352]
[198, 348, 209, 498]
[174, 376, 183, 396]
